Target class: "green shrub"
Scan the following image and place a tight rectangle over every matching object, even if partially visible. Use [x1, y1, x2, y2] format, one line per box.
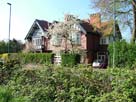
[0, 86, 29, 102]
[108, 40, 136, 68]
[61, 53, 80, 67]
[8, 67, 136, 102]
[20, 53, 54, 64]
[1, 59, 136, 102]
[0, 86, 13, 102]
[0, 59, 21, 85]
[0, 53, 9, 62]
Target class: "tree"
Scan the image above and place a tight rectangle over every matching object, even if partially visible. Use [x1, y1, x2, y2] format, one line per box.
[91, 0, 136, 42]
[48, 15, 81, 53]
[23, 41, 35, 53]
[0, 39, 23, 53]
[0, 41, 7, 54]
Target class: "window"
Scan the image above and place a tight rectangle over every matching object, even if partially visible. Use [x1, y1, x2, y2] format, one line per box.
[32, 37, 42, 49]
[97, 52, 107, 61]
[52, 34, 62, 46]
[71, 32, 81, 45]
[98, 55, 105, 61]
[100, 37, 107, 45]
[33, 29, 42, 37]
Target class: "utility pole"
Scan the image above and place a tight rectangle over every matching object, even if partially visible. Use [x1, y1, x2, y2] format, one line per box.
[113, 0, 116, 68]
[7, 2, 12, 53]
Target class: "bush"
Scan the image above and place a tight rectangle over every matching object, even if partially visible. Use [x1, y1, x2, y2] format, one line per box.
[7, 67, 136, 102]
[0, 58, 21, 85]
[108, 40, 136, 68]
[0, 53, 9, 62]
[20, 53, 54, 64]
[0, 63, 136, 102]
[0, 86, 29, 102]
[61, 53, 80, 67]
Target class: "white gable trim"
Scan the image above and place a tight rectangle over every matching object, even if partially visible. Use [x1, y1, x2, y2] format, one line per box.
[25, 20, 46, 39]
[78, 24, 87, 34]
[74, 24, 87, 34]
[36, 21, 45, 36]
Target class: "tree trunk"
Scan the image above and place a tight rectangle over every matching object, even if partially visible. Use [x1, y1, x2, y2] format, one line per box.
[132, 0, 136, 43]
[64, 38, 67, 53]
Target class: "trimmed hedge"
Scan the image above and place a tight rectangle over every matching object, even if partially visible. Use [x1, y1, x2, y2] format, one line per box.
[20, 53, 54, 64]
[61, 53, 80, 67]
[108, 40, 136, 68]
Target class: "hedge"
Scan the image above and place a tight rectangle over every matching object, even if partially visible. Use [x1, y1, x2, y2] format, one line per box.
[1, 66, 136, 102]
[108, 40, 136, 68]
[20, 53, 54, 64]
[61, 53, 80, 67]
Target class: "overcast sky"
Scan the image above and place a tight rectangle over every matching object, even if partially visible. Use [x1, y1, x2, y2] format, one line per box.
[0, 0, 130, 42]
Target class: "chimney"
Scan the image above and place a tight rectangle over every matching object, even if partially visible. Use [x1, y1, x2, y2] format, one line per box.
[90, 13, 101, 28]
[64, 14, 75, 22]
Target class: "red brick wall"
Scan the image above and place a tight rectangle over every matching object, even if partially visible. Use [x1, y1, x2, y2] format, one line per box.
[86, 33, 100, 63]
[81, 33, 87, 49]
[80, 32, 100, 64]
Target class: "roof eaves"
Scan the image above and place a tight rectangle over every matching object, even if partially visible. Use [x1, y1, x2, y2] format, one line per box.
[25, 20, 37, 40]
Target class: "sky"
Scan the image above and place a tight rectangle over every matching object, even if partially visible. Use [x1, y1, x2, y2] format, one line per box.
[0, 0, 130, 43]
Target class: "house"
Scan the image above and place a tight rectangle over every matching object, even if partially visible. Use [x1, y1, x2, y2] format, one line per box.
[48, 14, 121, 63]
[89, 13, 121, 62]
[25, 19, 51, 52]
[24, 14, 121, 64]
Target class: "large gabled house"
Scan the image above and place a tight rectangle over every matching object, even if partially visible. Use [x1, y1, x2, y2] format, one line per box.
[48, 14, 121, 63]
[24, 13, 122, 64]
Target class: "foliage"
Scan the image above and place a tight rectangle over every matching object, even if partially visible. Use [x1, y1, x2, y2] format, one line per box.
[0, 86, 29, 102]
[108, 40, 136, 68]
[23, 41, 35, 53]
[0, 53, 9, 62]
[0, 52, 136, 102]
[0, 86, 13, 102]
[5, 67, 135, 102]
[20, 53, 54, 64]
[48, 14, 81, 52]
[91, 0, 136, 42]
[0, 39, 23, 54]
[0, 57, 21, 85]
[0, 57, 136, 101]
[61, 53, 80, 67]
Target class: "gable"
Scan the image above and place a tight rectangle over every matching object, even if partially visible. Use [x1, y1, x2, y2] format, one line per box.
[73, 23, 86, 34]
[101, 21, 122, 39]
[25, 19, 50, 40]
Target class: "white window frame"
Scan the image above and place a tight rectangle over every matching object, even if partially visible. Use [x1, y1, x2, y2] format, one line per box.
[52, 34, 62, 46]
[33, 29, 42, 37]
[100, 37, 108, 45]
[32, 37, 42, 49]
[71, 32, 81, 45]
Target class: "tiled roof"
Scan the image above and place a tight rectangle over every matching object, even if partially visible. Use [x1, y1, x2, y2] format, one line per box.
[36, 19, 51, 31]
[80, 21, 93, 33]
[101, 21, 113, 36]
[100, 20, 121, 39]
